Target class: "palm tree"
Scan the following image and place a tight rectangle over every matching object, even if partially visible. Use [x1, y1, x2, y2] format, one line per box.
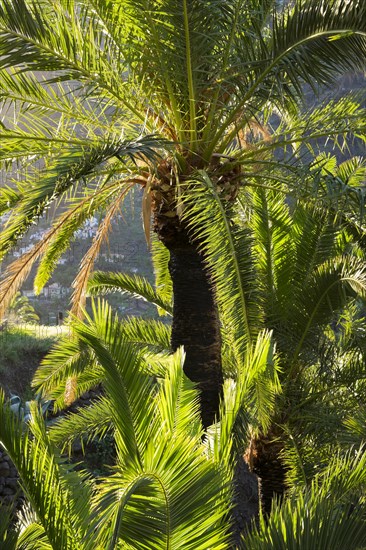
[1, 0, 366, 426]
[6, 292, 40, 324]
[248, 192, 366, 510]
[245, 447, 366, 549]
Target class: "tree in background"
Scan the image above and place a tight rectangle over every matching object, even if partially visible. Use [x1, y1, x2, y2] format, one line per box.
[6, 292, 39, 325]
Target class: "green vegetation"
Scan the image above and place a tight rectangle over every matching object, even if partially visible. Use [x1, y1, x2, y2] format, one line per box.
[77, 175, 366, 513]
[0, 323, 233, 549]
[0, 0, 366, 548]
[7, 292, 40, 325]
[1, 303, 366, 548]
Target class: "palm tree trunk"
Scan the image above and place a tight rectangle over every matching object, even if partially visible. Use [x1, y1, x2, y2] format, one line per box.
[151, 172, 223, 428]
[246, 430, 287, 514]
[167, 237, 261, 539]
[168, 239, 223, 429]
[231, 454, 260, 544]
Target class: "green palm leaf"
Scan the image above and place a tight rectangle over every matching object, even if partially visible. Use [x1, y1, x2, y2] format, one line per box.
[246, 447, 366, 550]
[87, 271, 173, 316]
[117, 317, 171, 353]
[32, 335, 97, 408]
[91, 348, 231, 549]
[48, 396, 114, 452]
[288, 255, 366, 372]
[212, 330, 281, 462]
[0, 391, 89, 549]
[183, 173, 261, 361]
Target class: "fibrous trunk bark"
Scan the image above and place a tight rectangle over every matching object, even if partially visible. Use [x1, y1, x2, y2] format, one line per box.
[168, 237, 261, 539]
[168, 239, 223, 429]
[231, 455, 260, 546]
[152, 169, 223, 428]
[246, 430, 287, 515]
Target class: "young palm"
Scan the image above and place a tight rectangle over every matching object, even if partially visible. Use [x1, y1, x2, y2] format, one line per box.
[250, 197, 366, 510]
[6, 291, 40, 324]
[246, 447, 366, 549]
[1, 0, 366, 426]
[0, 309, 233, 549]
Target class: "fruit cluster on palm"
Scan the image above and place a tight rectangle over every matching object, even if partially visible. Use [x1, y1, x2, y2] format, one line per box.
[1, 0, 366, 547]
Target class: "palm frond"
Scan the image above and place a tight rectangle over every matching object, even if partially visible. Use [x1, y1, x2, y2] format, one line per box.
[0, 391, 87, 549]
[248, 191, 366, 363]
[0, 0, 148, 121]
[289, 255, 366, 369]
[0, 135, 162, 259]
[32, 336, 97, 408]
[272, 0, 366, 90]
[33, 313, 170, 412]
[269, 203, 340, 337]
[1, 341, 233, 549]
[41, 308, 230, 547]
[87, 271, 173, 316]
[154, 347, 202, 439]
[251, 187, 293, 311]
[91, 347, 231, 549]
[0, 68, 125, 135]
[0, 239, 47, 318]
[213, 3, 366, 153]
[246, 447, 366, 550]
[0, 504, 19, 550]
[0, 185, 21, 216]
[213, 330, 281, 462]
[118, 316, 171, 353]
[16, 522, 53, 549]
[0, 180, 125, 317]
[70, 185, 134, 318]
[70, 300, 155, 464]
[33, 180, 134, 295]
[183, 173, 261, 362]
[275, 95, 366, 157]
[342, 407, 366, 447]
[48, 395, 113, 453]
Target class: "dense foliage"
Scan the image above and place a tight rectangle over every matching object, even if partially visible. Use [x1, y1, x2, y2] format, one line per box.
[0, 0, 366, 547]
